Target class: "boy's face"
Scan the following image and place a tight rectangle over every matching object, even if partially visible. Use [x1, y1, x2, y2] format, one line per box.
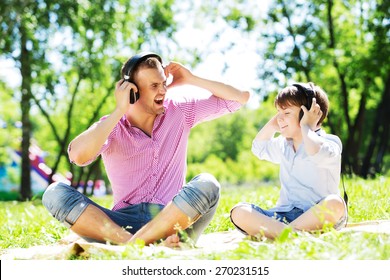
[276, 104, 302, 139]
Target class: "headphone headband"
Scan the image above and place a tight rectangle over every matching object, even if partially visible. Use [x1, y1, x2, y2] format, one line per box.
[293, 83, 315, 120]
[122, 52, 162, 104]
[123, 52, 162, 81]
[293, 83, 314, 108]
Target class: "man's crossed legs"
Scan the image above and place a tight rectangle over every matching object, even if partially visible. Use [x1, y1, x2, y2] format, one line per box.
[42, 173, 220, 246]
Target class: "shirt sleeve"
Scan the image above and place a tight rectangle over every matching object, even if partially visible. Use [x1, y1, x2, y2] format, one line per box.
[176, 95, 242, 128]
[307, 134, 342, 167]
[251, 136, 284, 164]
[67, 115, 117, 166]
[309, 134, 342, 167]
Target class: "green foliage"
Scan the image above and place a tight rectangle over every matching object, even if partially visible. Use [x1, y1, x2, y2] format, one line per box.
[224, 7, 256, 31]
[0, 200, 68, 248]
[345, 175, 390, 222]
[0, 0, 180, 192]
[187, 97, 280, 184]
[0, 82, 20, 166]
[259, 0, 390, 176]
[148, 0, 176, 34]
[1, 0, 388, 201]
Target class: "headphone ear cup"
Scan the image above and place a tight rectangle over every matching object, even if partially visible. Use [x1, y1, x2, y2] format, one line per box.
[299, 109, 304, 120]
[129, 88, 139, 104]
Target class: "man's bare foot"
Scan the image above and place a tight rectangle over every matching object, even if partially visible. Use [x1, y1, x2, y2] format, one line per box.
[59, 232, 82, 244]
[160, 234, 181, 248]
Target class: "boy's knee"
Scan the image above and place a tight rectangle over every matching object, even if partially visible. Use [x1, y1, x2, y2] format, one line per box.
[230, 203, 250, 224]
[323, 194, 346, 218]
[230, 203, 252, 235]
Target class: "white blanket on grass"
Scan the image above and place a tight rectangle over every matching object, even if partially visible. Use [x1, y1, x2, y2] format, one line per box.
[1, 220, 389, 260]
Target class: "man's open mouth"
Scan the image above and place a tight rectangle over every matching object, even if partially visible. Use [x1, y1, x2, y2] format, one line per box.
[154, 97, 164, 105]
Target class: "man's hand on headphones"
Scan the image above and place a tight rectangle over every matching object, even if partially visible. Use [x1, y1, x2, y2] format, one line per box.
[115, 79, 137, 113]
[164, 62, 193, 89]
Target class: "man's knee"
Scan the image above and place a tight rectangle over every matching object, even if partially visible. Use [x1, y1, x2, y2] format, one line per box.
[191, 173, 221, 205]
[173, 173, 221, 219]
[42, 182, 70, 212]
[42, 181, 86, 227]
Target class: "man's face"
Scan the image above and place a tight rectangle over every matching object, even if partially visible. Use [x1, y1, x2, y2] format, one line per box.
[276, 105, 301, 139]
[134, 65, 167, 115]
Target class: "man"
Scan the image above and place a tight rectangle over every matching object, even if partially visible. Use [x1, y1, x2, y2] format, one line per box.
[43, 52, 250, 246]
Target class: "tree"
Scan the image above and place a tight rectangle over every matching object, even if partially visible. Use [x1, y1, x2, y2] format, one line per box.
[0, 0, 178, 199]
[1, 0, 60, 199]
[259, 0, 389, 176]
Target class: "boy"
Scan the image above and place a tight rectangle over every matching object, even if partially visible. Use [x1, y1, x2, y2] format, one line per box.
[230, 82, 347, 239]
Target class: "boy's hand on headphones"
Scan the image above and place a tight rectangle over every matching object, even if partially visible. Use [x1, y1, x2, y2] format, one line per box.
[300, 98, 322, 131]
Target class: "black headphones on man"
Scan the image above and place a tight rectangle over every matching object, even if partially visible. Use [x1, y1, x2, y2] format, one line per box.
[293, 83, 315, 120]
[122, 52, 163, 104]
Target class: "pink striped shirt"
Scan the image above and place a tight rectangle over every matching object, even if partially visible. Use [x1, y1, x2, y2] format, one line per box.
[75, 95, 241, 211]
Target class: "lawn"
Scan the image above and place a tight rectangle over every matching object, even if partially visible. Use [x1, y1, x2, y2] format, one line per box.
[0, 176, 389, 260]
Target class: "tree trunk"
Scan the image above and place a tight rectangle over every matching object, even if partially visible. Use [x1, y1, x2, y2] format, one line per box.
[326, 0, 354, 173]
[361, 73, 390, 177]
[349, 80, 368, 174]
[19, 22, 32, 201]
[375, 73, 390, 173]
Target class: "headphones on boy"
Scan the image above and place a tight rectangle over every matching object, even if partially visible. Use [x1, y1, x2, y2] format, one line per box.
[293, 83, 315, 120]
[122, 52, 163, 104]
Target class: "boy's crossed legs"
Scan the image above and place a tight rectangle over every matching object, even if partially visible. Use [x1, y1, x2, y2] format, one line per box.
[230, 194, 347, 239]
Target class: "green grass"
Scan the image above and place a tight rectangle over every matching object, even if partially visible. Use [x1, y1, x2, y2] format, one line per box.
[0, 176, 389, 259]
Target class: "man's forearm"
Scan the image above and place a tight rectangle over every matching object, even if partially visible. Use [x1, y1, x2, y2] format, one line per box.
[190, 76, 250, 105]
[129, 202, 192, 245]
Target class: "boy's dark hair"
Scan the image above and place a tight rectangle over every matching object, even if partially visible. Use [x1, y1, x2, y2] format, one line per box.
[275, 82, 329, 125]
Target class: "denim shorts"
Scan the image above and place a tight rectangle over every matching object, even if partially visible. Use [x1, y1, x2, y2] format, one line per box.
[231, 201, 347, 235]
[42, 173, 220, 242]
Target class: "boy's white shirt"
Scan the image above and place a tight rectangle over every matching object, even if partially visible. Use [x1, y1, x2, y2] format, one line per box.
[252, 129, 342, 212]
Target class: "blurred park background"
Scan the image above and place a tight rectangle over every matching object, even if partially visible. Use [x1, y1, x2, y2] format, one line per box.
[0, 0, 389, 201]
